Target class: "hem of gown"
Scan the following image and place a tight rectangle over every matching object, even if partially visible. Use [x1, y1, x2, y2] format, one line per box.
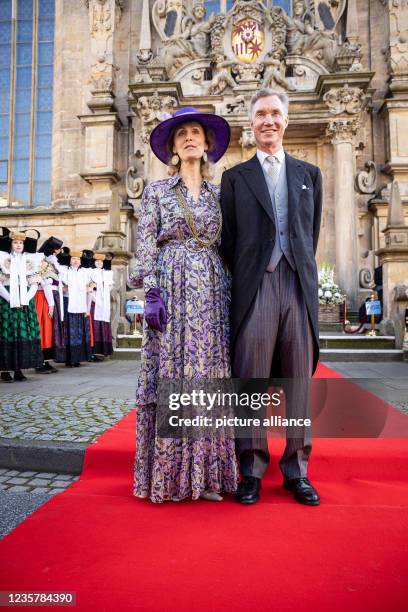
[133, 486, 237, 504]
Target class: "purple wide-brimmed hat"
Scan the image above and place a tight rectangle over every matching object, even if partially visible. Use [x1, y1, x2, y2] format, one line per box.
[150, 106, 231, 165]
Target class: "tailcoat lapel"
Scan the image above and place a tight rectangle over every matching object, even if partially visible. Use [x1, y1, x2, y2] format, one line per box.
[238, 154, 275, 224]
[285, 153, 306, 227]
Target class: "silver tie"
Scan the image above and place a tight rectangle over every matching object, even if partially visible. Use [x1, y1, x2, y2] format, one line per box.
[266, 155, 280, 190]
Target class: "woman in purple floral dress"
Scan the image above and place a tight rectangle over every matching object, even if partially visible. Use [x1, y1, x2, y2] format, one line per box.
[131, 107, 238, 503]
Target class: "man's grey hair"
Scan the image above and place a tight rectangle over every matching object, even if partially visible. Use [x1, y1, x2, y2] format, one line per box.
[248, 88, 289, 119]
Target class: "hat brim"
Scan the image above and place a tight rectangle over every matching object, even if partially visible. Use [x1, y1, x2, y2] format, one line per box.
[150, 112, 231, 165]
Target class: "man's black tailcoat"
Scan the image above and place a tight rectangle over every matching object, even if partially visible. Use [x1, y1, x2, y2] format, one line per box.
[220, 153, 323, 374]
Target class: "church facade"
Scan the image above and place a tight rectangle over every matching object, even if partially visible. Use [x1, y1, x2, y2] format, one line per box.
[1, 0, 408, 333]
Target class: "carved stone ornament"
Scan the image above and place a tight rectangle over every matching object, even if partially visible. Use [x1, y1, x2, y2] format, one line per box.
[135, 93, 177, 143]
[84, 0, 123, 105]
[158, 1, 215, 78]
[359, 267, 375, 289]
[278, 0, 339, 70]
[334, 41, 363, 72]
[126, 166, 144, 199]
[152, 0, 186, 41]
[314, 0, 347, 32]
[323, 84, 366, 115]
[90, 56, 118, 93]
[326, 118, 360, 144]
[386, 0, 408, 77]
[356, 161, 378, 194]
[226, 95, 248, 115]
[239, 127, 256, 149]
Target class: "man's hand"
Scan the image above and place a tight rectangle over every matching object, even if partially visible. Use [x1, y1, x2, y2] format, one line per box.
[48, 305, 54, 318]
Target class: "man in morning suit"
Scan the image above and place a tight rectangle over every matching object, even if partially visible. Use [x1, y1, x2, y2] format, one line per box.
[220, 88, 322, 506]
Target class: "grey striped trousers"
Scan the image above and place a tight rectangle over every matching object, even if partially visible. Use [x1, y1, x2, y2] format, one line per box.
[233, 257, 314, 480]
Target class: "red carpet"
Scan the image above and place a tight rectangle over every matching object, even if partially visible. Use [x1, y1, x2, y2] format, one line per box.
[1, 364, 408, 611]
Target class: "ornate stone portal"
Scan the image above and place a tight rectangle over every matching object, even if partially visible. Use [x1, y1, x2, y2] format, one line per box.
[129, 0, 377, 308]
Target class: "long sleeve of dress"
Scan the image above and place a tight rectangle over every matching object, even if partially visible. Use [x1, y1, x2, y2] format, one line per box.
[26, 283, 38, 302]
[130, 184, 160, 292]
[42, 278, 55, 307]
[0, 281, 10, 303]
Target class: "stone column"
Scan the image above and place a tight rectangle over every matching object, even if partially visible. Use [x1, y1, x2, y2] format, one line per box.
[376, 181, 408, 338]
[79, 1, 124, 207]
[380, 0, 408, 196]
[326, 118, 360, 306]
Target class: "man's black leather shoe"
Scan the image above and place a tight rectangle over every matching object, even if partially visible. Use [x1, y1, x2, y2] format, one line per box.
[283, 477, 320, 506]
[1, 371, 14, 383]
[14, 370, 27, 382]
[235, 476, 261, 504]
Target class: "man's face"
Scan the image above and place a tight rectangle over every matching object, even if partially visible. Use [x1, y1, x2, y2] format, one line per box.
[251, 95, 288, 153]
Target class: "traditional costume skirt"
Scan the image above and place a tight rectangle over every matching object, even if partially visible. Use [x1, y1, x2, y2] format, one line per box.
[63, 297, 91, 364]
[90, 302, 113, 356]
[0, 295, 43, 371]
[52, 290, 66, 363]
[34, 289, 53, 360]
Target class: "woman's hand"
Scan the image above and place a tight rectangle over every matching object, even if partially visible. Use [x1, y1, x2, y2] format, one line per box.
[144, 288, 167, 333]
[48, 305, 54, 318]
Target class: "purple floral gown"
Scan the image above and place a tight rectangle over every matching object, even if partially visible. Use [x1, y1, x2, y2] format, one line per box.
[130, 175, 239, 503]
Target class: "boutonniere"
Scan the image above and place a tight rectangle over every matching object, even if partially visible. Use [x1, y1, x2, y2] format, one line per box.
[302, 184, 310, 190]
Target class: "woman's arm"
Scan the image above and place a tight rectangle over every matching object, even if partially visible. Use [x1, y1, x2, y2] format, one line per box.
[129, 183, 160, 291]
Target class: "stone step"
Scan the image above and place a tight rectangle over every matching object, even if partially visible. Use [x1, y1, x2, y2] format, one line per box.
[111, 348, 141, 361]
[319, 334, 395, 350]
[320, 348, 403, 362]
[116, 334, 143, 349]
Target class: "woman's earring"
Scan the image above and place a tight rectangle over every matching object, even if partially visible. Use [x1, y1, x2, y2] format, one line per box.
[171, 154, 180, 165]
[202, 151, 208, 163]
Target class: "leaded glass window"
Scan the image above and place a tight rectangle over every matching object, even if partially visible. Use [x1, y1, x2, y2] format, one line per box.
[0, 0, 55, 208]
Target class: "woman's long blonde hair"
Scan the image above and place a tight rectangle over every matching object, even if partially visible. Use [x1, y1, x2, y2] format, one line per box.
[167, 124, 215, 180]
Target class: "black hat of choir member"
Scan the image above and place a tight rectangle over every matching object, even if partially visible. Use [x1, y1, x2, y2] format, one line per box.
[38, 236, 63, 257]
[57, 246, 71, 266]
[81, 249, 94, 269]
[0, 227, 10, 252]
[22, 229, 40, 253]
[103, 252, 114, 271]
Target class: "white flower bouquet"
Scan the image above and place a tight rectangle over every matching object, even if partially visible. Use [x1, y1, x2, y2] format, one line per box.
[318, 263, 344, 306]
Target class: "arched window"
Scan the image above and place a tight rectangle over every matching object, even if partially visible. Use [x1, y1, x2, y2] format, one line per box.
[0, 0, 55, 208]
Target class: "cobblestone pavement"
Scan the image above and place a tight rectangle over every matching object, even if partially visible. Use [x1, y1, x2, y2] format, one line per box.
[0, 468, 78, 494]
[0, 469, 80, 540]
[0, 393, 135, 443]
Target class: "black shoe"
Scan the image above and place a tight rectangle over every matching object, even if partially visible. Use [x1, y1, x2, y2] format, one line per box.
[73, 362, 81, 367]
[1, 371, 14, 383]
[44, 361, 58, 373]
[14, 370, 27, 382]
[235, 476, 261, 505]
[90, 354, 104, 362]
[35, 364, 53, 374]
[65, 362, 73, 368]
[283, 477, 320, 506]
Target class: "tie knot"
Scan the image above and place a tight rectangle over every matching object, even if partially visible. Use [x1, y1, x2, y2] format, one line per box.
[267, 155, 279, 165]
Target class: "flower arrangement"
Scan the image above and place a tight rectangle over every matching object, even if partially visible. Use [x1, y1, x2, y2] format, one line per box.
[318, 263, 344, 306]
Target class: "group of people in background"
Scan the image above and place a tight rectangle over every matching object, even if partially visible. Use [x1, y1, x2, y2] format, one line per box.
[0, 227, 114, 382]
